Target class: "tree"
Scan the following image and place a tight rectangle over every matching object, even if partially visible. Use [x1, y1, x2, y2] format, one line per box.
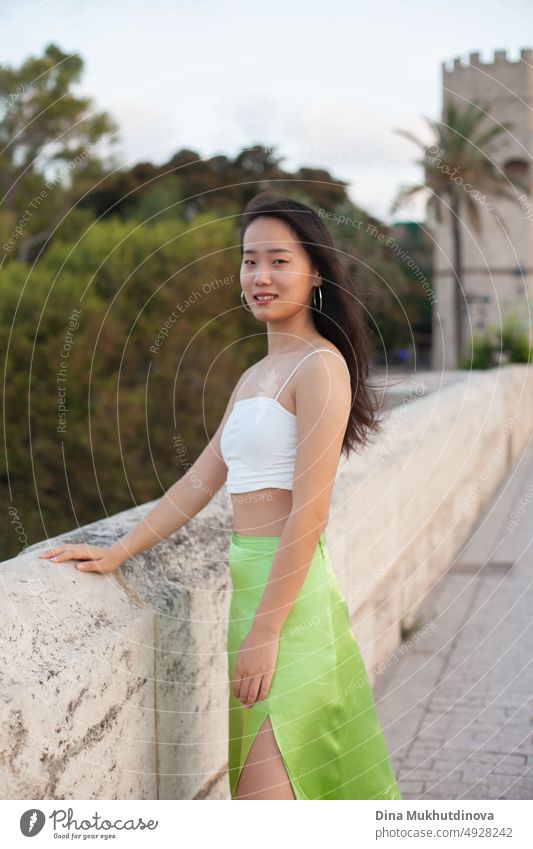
[0, 42, 118, 261]
[391, 100, 527, 364]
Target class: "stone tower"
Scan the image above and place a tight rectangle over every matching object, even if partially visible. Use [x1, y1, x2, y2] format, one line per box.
[431, 48, 533, 369]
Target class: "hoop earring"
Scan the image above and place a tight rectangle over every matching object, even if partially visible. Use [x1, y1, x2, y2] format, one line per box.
[312, 285, 323, 312]
[240, 290, 253, 312]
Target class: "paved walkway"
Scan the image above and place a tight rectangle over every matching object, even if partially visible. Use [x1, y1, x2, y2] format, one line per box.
[374, 436, 533, 800]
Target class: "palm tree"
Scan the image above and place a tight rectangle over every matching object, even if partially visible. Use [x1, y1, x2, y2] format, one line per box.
[391, 100, 528, 365]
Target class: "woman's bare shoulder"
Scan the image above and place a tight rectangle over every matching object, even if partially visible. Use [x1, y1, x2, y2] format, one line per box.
[299, 340, 350, 389]
[310, 339, 347, 363]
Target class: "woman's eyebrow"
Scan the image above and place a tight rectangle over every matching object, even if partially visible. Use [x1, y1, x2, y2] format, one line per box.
[243, 248, 294, 254]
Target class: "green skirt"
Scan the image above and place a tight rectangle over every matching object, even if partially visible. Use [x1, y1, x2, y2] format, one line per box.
[227, 531, 402, 800]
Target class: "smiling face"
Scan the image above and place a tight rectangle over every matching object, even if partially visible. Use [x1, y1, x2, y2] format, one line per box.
[241, 216, 321, 320]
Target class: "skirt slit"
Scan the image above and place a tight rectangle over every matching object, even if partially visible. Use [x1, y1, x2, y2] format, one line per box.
[234, 712, 305, 800]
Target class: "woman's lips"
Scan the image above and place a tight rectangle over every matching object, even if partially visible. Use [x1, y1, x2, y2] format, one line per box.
[253, 294, 279, 303]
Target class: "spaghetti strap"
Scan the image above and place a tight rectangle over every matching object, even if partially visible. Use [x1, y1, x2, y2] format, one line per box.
[274, 348, 348, 400]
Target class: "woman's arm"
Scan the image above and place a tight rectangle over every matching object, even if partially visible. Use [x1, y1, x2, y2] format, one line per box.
[252, 353, 351, 633]
[107, 377, 243, 566]
[40, 373, 249, 572]
[231, 353, 351, 706]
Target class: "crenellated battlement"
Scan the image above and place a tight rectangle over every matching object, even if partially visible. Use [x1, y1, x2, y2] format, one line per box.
[442, 47, 533, 75]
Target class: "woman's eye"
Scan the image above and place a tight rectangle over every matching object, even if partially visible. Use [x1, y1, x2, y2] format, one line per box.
[243, 259, 287, 266]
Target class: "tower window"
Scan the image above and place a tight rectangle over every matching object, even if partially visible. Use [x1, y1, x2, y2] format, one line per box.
[503, 159, 530, 183]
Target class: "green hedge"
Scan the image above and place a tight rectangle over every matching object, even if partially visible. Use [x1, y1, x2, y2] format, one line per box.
[460, 312, 532, 369]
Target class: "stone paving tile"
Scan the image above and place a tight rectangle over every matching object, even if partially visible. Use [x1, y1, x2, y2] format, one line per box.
[374, 438, 533, 800]
[397, 781, 427, 799]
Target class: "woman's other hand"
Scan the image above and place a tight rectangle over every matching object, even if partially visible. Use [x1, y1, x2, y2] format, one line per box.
[38, 543, 124, 574]
[232, 624, 281, 707]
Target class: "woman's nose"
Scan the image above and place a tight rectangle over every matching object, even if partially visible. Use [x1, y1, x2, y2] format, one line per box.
[253, 269, 273, 283]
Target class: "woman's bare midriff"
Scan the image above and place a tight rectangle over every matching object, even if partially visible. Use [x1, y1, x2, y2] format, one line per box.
[231, 488, 293, 536]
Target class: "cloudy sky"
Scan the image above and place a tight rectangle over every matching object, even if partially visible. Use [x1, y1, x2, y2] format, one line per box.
[4, 0, 533, 222]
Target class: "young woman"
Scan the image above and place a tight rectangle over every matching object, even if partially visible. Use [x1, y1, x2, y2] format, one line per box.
[39, 193, 402, 801]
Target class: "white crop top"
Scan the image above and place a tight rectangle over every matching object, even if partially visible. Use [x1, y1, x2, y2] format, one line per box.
[220, 348, 349, 494]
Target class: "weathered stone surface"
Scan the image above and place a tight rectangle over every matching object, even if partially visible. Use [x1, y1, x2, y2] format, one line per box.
[0, 550, 156, 799]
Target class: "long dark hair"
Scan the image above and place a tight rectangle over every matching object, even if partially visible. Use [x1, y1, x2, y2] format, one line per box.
[239, 191, 386, 459]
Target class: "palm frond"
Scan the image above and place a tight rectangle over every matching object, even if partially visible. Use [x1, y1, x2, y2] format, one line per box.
[390, 183, 426, 214]
[473, 121, 514, 151]
[393, 126, 434, 153]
